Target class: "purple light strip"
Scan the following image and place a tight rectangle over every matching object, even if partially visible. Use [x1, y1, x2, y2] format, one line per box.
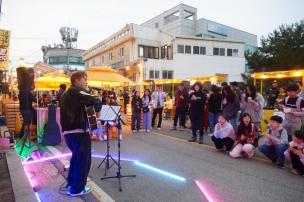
[195, 180, 216, 202]
[22, 153, 72, 165]
[22, 153, 137, 165]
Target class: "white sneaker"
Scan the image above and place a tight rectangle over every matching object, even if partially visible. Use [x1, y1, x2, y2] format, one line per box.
[119, 134, 123, 140]
[132, 130, 136, 133]
[70, 187, 92, 197]
[157, 127, 161, 130]
[147, 129, 151, 133]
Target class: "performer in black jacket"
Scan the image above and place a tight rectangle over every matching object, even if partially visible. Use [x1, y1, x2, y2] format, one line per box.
[188, 82, 207, 144]
[60, 71, 102, 196]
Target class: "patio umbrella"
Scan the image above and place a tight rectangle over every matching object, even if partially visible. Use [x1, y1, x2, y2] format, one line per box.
[36, 71, 70, 90]
[86, 66, 132, 87]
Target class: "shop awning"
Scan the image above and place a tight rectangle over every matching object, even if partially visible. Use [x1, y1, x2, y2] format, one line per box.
[251, 69, 304, 79]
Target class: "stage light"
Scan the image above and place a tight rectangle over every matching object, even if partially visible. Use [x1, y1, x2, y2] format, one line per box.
[34, 192, 42, 202]
[134, 161, 186, 182]
[195, 180, 216, 202]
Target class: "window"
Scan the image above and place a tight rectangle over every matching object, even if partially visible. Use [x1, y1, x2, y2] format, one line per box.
[185, 45, 191, 54]
[162, 70, 173, 79]
[200, 47, 206, 55]
[220, 48, 225, 56]
[233, 49, 238, 57]
[154, 70, 160, 79]
[155, 23, 159, 28]
[138, 45, 159, 59]
[168, 70, 173, 79]
[227, 49, 233, 56]
[177, 45, 184, 53]
[149, 70, 154, 79]
[213, 48, 225, 56]
[109, 52, 113, 60]
[139, 46, 144, 57]
[213, 48, 219, 56]
[161, 46, 167, 59]
[193, 46, 199, 54]
[120, 47, 124, 57]
[149, 70, 160, 79]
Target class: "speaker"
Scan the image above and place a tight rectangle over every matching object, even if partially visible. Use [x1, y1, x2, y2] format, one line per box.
[17, 67, 35, 90]
[1, 82, 9, 94]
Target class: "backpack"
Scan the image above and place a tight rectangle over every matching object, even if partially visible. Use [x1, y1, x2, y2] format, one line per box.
[284, 96, 302, 112]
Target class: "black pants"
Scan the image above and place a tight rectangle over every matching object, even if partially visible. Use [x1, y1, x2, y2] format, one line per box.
[290, 151, 304, 174]
[131, 111, 141, 130]
[152, 107, 163, 128]
[64, 133, 91, 194]
[173, 107, 187, 127]
[190, 113, 204, 138]
[124, 102, 128, 114]
[211, 136, 234, 151]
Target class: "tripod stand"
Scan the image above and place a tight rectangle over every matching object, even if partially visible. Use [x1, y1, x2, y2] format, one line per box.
[97, 105, 136, 191]
[97, 120, 120, 176]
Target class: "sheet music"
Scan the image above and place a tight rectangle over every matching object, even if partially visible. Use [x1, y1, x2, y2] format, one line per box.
[98, 105, 121, 121]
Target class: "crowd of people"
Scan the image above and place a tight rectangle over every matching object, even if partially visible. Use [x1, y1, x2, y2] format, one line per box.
[126, 81, 304, 176]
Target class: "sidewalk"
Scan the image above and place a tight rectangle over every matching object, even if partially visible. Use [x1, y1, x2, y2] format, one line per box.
[0, 154, 14, 201]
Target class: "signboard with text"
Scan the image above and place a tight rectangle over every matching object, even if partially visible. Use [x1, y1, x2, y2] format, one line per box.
[0, 29, 10, 70]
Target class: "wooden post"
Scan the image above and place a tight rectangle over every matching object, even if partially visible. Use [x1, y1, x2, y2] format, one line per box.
[260, 80, 263, 95]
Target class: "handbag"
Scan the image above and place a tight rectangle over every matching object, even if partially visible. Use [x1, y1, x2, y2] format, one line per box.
[143, 106, 150, 113]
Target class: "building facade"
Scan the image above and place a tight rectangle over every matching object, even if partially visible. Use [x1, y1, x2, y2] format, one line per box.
[83, 4, 257, 83]
[41, 45, 85, 70]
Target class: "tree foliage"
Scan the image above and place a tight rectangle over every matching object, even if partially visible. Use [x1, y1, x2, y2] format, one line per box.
[246, 20, 304, 72]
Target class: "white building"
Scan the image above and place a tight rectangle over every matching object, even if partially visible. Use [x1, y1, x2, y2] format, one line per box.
[83, 4, 257, 83]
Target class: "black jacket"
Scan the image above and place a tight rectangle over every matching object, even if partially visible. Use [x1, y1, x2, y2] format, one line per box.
[131, 97, 143, 113]
[189, 91, 207, 114]
[60, 85, 102, 132]
[208, 93, 222, 113]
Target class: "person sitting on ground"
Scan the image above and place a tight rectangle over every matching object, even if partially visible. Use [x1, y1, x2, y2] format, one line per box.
[131, 91, 142, 132]
[229, 113, 258, 158]
[211, 114, 235, 152]
[284, 130, 304, 175]
[259, 115, 288, 169]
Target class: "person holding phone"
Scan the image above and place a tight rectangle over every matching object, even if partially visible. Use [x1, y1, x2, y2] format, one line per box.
[284, 130, 304, 175]
[188, 82, 207, 144]
[240, 84, 265, 132]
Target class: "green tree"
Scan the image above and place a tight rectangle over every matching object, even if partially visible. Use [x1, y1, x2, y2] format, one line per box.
[246, 20, 304, 72]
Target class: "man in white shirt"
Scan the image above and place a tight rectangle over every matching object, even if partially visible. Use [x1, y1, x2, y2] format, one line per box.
[151, 86, 166, 129]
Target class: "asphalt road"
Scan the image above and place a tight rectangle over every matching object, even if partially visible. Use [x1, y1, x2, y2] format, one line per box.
[87, 125, 304, 202]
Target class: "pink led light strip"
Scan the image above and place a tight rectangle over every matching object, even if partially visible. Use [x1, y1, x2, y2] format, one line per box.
[195, 180, 217, 202]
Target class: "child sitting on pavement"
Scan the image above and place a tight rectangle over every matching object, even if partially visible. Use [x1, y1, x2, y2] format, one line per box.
[284, 130, 304, 175]
[259, 115, 289, 168]
[230, 113, 258, 158]
[211, 114, 235, 152]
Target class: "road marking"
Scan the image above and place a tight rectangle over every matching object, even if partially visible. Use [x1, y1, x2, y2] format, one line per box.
[150, 130, 271, 164]
[46, 146, 115, 202]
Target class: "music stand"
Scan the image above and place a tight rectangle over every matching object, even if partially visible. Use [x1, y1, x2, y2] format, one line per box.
[97, 105, 120, 175]
[97, 105, 136, 191]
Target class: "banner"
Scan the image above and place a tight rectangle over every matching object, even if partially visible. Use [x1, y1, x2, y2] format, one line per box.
[0, 29, 10, 70]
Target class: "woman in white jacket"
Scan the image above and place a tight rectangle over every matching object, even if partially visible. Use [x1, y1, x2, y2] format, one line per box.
[211, 114, 235, 152]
